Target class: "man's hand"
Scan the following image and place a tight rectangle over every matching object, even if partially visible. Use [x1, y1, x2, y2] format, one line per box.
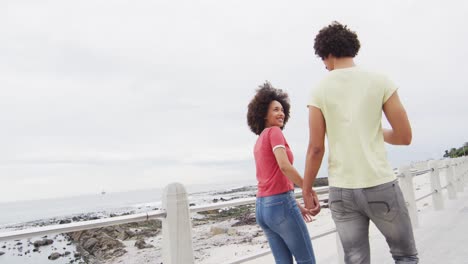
[303, 190, 321, 216]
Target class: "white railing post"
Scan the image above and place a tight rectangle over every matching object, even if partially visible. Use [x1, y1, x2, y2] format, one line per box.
[162, 183, 194, 264]
[460, 157, 467, 187]
[454, 158, 464, 192]
[465, 157, 468, 184]
[428, 160, 444, 210]
[464, 157, 468, 184]
[445, 160, 458, 200]
[398, 166, 419, 228]
[336, 232, 345, 264]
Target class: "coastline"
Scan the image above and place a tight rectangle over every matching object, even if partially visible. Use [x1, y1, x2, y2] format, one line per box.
[0, 178, 334, 263]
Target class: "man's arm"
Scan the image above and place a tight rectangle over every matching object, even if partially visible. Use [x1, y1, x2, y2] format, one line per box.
[383, 91, 412, 145]
[303, 106, 326, 212]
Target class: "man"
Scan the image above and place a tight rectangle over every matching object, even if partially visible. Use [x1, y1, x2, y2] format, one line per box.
[302, 22, 418, 264]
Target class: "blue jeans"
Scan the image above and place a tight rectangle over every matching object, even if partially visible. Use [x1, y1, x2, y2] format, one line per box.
[256, 191, 316, 264]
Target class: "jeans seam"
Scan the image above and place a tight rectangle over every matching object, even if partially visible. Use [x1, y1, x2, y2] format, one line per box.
[291, 205, 315, 263]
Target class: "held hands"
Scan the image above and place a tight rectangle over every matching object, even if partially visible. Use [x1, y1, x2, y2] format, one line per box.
[298, 203, 314, 222]
[303, 190, 321, 216]
[297, 189, 321, 223]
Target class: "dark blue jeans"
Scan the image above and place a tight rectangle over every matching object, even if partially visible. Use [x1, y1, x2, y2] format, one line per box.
[256, 191, 316, 264]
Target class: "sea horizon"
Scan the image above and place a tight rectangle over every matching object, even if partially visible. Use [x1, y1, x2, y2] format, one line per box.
[0, 178, 260, 228]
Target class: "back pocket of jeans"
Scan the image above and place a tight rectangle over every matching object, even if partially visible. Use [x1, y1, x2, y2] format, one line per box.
[264, 200, 286, 226]
[365, 184, 398, 222]
[329, 189, 346, 221]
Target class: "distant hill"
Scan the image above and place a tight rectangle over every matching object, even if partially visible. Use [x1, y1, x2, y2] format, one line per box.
[314, 177, 328, 187]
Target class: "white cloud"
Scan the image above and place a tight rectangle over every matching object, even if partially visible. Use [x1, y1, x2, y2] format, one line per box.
[1, 0, 467, 201]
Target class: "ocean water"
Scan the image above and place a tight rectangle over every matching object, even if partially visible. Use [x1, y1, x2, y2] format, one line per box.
[0, 180, 257, 264]
[0, 179, 257, 227]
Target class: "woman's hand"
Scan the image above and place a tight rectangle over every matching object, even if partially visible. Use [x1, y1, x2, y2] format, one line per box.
[297, 201, 314, 223]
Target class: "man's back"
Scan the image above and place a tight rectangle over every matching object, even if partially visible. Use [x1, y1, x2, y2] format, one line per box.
[308, 66, 397, 188]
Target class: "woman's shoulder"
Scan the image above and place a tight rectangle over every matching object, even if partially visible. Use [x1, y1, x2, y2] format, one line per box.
[259, 126, 283, 139]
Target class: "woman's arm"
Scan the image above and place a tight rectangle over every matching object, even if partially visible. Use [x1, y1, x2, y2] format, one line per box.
[273, 147, 303, 187]
[273, 138, 321, 216]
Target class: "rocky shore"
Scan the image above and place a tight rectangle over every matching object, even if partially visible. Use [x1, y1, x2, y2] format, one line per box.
[0, 180, 330, 263]
[0, 199, 261, 263]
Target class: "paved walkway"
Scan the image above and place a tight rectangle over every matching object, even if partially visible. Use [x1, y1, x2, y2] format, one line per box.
[248, 187, 468, 264]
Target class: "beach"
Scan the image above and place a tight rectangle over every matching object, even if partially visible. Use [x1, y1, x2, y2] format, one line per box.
[0, 175, 439, 264]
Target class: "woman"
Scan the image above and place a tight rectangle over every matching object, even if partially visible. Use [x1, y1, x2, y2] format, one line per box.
[247, 82, 320, 264]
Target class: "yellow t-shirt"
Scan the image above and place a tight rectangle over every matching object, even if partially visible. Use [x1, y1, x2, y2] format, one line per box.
[308, 66, 397, 188]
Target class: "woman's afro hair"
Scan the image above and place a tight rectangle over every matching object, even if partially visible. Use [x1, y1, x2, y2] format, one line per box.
[247, 82, 290, 135]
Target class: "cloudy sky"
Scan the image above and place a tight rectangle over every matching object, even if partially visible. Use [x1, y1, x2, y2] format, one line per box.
[1, 0, 467, 202]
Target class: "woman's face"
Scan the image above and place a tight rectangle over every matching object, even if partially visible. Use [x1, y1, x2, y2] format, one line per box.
[265, 100, 285, 128]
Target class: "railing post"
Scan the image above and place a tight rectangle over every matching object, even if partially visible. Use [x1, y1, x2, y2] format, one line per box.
[428, 160, 444, 210]
[398, 165, 419, 228]
[162, 183, 194, 264]
[464, 156, 468, 185]
[464, 157, 468, 185]
[460, 157, 467, 187]
[336, 232, 345, 264]
[460, 157, 466, 188]
[454, 158, 464, 192]
[445, 160, 458, 200]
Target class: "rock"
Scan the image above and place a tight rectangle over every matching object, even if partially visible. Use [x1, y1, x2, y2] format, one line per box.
[232, 213, 257, 227]
[67, 220, 162, 263]
[59, 219, 72, 224]
[48, 252, 61, 260]
[210, 226, 228, 235]
[227, 228, 238, 236]
[74, 252, 82, 258]
[83, 238, 98, 251]
[134, 239, 154, 249]
[189, 203, 196, 207]
[212, 198, 219, 203]
[33, 239, 54, 248]
[69, 230, 126, 263]
[64, 251, 71, 256]
[103, 227, 114, 233]
[134, 229, 159, 238]
[124, 230, 135, 238]
[0, 251, 4, 256]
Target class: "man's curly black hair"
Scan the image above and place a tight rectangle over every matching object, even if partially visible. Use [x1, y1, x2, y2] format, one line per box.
[314, 21, 360, 60]
[247, 82, 290, 135]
